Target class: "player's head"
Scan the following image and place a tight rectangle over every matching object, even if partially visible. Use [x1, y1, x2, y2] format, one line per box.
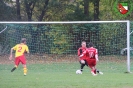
[81, 41, 86, 47]
[21, 38, 27, 44]
[88, 42, 93, 47]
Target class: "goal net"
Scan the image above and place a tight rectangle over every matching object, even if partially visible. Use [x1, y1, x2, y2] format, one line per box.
[0, 21, 131, 72]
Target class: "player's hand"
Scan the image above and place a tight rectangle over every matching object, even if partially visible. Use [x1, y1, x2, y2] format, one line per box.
[79, 54, 83, 58]
[9, 55, 12, 60]
[27, 53, 30, 57]
[96, 59, 99, 62]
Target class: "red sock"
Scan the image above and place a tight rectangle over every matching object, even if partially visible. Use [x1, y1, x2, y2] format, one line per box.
[94, 69, 96, 74]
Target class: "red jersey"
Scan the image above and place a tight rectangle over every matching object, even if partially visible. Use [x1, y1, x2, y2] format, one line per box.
[77, 47, 87, 60]
[86, 47, 98, 59]
[81, 47, 98, 60]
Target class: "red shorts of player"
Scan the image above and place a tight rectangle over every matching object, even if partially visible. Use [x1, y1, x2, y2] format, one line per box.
[15, 55, 26, 66]
[86, 58, 96, 69]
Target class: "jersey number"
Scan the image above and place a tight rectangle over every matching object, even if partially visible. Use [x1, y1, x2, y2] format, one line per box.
[18, 46, 22, 52]
[89, 52, 94, 58]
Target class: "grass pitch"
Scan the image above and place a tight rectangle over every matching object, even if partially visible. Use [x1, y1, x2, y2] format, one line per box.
[0, 60, 133, 88]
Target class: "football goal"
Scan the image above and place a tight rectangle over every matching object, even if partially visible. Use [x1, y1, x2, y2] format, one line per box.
[0, 21, 131, 72]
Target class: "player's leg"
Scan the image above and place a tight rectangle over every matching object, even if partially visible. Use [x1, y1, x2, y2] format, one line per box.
[88, 60, 97, 76]
[89, 65, 97, 76]
[88, 64, 96, 76]
[94, 61, 103, 75]
[20, 55, 27, 76]
[11, 57, 20, 72]
[92, 60, 97, 75]
[11, 66, 17, 72]
[96, 69, 103, 75]
[91, 67, 97, 76]
[93, 68, 104, 75]
[23, 64, 27, 76]
[79, 60, 86, 72]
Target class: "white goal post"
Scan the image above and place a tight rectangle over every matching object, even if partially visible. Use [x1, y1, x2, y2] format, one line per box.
[0, 20, 130, 72]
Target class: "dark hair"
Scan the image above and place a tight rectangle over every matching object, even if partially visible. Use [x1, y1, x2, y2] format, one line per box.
[88, 42, 93, 47]
[21, 38, 26, 43]
[82, 41, 86, 43]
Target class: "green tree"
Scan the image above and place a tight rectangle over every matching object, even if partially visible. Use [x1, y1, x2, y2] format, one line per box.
[93, 0, 100, 21]
[0, 0, 16, 20]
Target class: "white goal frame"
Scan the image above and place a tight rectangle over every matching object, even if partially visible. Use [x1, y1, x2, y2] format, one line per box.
[0, 20, 130, 72]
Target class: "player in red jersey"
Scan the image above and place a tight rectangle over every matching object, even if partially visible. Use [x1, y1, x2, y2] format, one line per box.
[77, 41, 88, 72]
[79, 42, 103, 76]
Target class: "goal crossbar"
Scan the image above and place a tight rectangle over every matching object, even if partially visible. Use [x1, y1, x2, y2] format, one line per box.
[0, 20, 130, 24]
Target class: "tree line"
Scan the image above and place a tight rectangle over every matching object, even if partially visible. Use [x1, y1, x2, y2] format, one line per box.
[1, 0, 133, 21]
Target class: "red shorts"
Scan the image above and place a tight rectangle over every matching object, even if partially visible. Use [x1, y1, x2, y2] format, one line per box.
[15, 55, 26, 66]
[86, 59, 96, 69]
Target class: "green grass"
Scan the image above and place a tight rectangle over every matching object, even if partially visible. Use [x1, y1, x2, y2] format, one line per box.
[0, 62, 133, 88]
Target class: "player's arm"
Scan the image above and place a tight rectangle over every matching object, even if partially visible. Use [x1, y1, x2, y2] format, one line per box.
[26, 46, 30, 53]
[25, 45, 30, 56]
[95, 49, 99, 61]
[9, 45, 17, 60]
[78, 48, 82, 56]
[79, 50, 86, 58]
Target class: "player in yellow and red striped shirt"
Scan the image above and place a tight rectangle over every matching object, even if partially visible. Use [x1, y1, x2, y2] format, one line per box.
[9, 38, 29, 76]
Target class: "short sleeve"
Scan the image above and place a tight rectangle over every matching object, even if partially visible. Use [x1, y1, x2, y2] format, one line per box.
[12, 45, 18, 50]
